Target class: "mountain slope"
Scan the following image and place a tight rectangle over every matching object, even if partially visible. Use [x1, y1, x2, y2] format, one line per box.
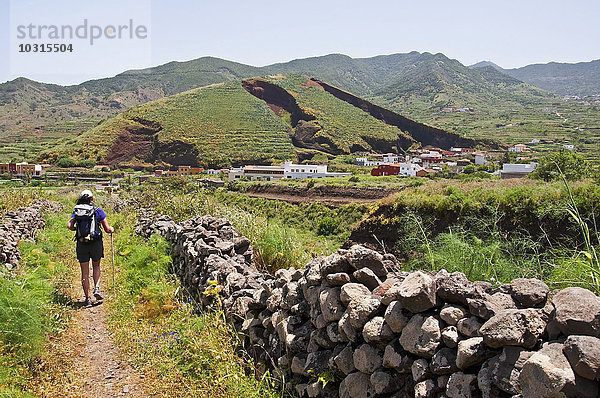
[468, 61, 504, 71]
[6, 52, 600, 163]
[504, 59, 600, 96]
[369, 56, 550, 121]
[50, 81, 294, 168]
[0, 57, 265, 161]
[471, 59, 600, 96]
[78, 56, 264, 97]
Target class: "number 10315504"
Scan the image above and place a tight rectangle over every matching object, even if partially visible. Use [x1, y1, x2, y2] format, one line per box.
[18, 43, 73, 53]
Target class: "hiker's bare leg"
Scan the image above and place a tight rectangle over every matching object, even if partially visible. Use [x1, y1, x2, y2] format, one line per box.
[80, 261, 90, 298]
[92, 259, 101, 289]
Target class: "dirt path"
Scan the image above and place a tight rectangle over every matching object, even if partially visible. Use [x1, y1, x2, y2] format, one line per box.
[35, 257, 148, 397]
[68, 299, 146, 398]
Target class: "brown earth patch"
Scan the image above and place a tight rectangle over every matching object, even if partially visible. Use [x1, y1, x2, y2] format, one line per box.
[300, 79, 323, 89]
[266, 103, 283, 116]
[104, 118, 161, 165]
[243, 184, 399, 206]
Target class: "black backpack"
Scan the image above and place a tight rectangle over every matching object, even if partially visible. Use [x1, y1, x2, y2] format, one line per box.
[73, 204, 102, 243]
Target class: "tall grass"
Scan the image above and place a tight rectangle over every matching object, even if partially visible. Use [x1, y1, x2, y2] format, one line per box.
[375, 179, 599, 290]
[0, 209, 73, 395]
[107, 212, 283, 397]
[547, 172, 600, 293]
[399, 211, 546, 284]
[126, 183, 367, 271]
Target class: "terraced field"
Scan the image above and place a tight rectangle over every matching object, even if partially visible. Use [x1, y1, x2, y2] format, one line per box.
[60, 82, 295, 167]
[0, 119, 101, 163]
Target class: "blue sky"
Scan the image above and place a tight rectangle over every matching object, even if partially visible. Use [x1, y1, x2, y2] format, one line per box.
[1, 0, 599, 85]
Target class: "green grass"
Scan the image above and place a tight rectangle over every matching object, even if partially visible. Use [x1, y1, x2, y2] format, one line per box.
[125, 182, 368, 270]
[107, 212, 283, 397]
[357, 178, 600, 292]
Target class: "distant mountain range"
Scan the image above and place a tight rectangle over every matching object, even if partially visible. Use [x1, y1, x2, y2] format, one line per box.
[0, 52, 547, 137]
[1, 52, 598, 164]
[470, 59, 600, 96]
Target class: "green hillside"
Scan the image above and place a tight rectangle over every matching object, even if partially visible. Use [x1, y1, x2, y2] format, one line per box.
[78, 57, 263, 97]
[261, 75, 413, 152]
[499, 59, 600, 96]
[0, 58, 264, 162]
[52, 75, 477, 168]
[470, 58, 600, 96]
[53, 81, 295, 168]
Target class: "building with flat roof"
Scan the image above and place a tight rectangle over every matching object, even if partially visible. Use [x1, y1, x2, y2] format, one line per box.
[500, 162, 538, 179]
[229, 165, 285, 181]
[283, 161, 351, 179]
[371, 163, 425, 177]
[229, 162, 351, 181]
[0, 162, 44, 177]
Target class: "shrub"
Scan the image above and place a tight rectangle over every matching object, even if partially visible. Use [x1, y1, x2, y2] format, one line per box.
[463, 164, 476, 174]
[317, 216, 338, 236]
[77, 159, 96, 168]
[55, 155, 76, 168]
[533, 149, 589, 182]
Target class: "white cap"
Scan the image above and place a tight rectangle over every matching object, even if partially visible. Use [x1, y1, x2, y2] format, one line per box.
[80, 189, 93, 198]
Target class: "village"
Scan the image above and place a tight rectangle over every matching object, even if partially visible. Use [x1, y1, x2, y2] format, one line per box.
[0, 141, 579, 188]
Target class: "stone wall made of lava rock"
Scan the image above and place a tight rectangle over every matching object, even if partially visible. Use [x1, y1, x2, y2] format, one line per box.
[136, 213, 600, 398]
[0, 199, 62, 273]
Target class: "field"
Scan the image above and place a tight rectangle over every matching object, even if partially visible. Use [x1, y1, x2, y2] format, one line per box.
[0, 119, 101, 163]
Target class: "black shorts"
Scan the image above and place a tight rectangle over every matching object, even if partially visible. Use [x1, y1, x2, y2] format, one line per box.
[76, 239, 104, 263]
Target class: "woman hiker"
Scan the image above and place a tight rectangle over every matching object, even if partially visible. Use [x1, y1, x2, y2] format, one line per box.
[67, 189, 114, 307]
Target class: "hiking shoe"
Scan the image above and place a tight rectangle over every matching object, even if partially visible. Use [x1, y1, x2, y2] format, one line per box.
[84, 297, 93, 308]
[93, 287, 103, 301]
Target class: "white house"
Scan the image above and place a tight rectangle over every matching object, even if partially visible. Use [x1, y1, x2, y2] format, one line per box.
[395, 163, 425, 177]
[382, 154, 399, 163]
[355, 157, 385, 166]
[283, 161, 351, 179]
[228, 165, 285, 181]
[563, 145, 575, 151]
[500, 162, 538, 179]
[229, 162, 351, 181]
[355, 153, 399, 166]
[508, 144, 529, 153]
[474, 153, 488, 166]
[420, 151, 442, 160]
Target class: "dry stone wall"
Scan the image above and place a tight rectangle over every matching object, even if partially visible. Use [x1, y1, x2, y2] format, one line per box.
[0, 199, 61, 273]
[136, 213, 600, 398]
